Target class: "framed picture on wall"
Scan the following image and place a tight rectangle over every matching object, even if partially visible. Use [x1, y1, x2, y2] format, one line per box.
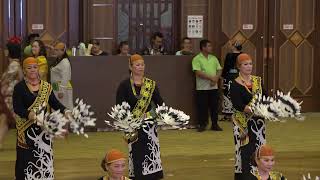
[187, 15, 203, 38]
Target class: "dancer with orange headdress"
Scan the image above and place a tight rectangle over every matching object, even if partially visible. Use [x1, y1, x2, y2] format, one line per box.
[99, 149, 131, 180]
[244, 144, 286, 180]
[0, 36, 23, 149]
[116, 54, 164, 180]
[230, 53, 266, 179]
[51, 42, 73, 109]
[13, 57, 69, 180]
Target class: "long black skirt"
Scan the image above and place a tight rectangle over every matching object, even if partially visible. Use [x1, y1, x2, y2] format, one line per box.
[128, 120, 163, 180]
[233, 117, 266, 180]
[15, 125, 54, 180]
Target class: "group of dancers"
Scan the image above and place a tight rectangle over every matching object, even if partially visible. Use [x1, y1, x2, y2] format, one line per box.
[0, 36, 309, 180]
[0, 36, 166, 180]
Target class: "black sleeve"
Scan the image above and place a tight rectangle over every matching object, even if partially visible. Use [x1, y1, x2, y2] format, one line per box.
[241, 173, 258, 180]
[221, 53, 232, 78]
[13, 83, 29, 118]
[116, 80, 128, 105]
[152, 85, 164, 106]
[140, 47, 149, 55]
[49, 91, 66, 112]
[261, 81, 268, 96]
[230, 82, 246, 111]
[100, 51, 108, 56]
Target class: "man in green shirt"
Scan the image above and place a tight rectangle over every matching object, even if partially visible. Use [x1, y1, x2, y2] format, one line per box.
[192, 39, 223, 132]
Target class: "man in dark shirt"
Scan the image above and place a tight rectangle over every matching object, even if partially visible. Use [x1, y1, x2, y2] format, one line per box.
[142, 32, 168, 55]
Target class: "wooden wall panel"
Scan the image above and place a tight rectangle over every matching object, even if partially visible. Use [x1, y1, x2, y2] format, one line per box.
[68, 0, 80, 47]
[0, 0, 4, 74]
[208, 0, 265, 78]
[271, 0, 320, 111]
[47, 1, 68, 41]
[180, 0, 208, 53]
[27, 0, 67, 45]
[93, 0, 114, 4]
[26, 0, 46, 37]
[23, 0, 79, 48]
[84, 0, 115, 54]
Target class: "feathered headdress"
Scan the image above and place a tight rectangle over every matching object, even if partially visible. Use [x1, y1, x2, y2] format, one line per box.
[7, 36, 22, 59]
[7, 36, 22, 45]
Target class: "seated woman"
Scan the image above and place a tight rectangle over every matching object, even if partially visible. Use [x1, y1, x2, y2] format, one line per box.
[51, 42, 73, 109]
[176, 37, 193, 55]
[31, 39, 48, 81]
[117, 41, 130, 56]
[244, 144, 286, 180]
[90, 39, 108, 56]
[99, 149, 130, 180]
[23, 33, 39, 57]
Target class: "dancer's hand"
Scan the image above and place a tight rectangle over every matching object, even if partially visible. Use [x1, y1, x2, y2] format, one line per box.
[55, 130, 69, 139]
[28, 111, 36, 120]
[210, 76, 219, 83]
[64, 110, 73, 121]
[244, 105, 252, 113]
[58, 93, 64, 99]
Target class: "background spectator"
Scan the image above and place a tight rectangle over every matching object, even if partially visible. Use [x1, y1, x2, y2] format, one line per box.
[176, 37, 193, 55]
[142, 32, 168, 55]
[118, 41, 130, 56]
[192, 39, 223, 132]
[89, 39, 108, 56]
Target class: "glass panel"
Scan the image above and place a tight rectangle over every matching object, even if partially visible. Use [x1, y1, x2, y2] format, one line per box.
[132, 3, 136, 18]
[160, 3, 172, 53]
[154, 3, 158, 18]
[160, 3, 172, 28]
[161, 2, 165, 12]
[125, 3, 129, 12]
[146, 3, 150, 18]
[117, 0, 175, 53]
[139, 3, 143, 18]
[117, 4, 129, 42]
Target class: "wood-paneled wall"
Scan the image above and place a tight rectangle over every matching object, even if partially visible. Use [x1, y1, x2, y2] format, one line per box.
[0, 0, 4, 73]
[82, 0, 115, 54]
[180, 0, 208, 53]
[269, 0, 320, 111]
[208, 0, 266, 78]
[25, 0, 79, 47]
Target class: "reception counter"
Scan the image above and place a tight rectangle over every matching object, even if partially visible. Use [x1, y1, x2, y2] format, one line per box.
[70, 56, 197, 130]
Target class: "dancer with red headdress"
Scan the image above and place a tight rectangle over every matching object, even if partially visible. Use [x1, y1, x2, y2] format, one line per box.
[0, 36, 23, 149]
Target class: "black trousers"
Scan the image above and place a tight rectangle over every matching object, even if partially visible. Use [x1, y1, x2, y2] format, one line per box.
[196, 89, 219, 129]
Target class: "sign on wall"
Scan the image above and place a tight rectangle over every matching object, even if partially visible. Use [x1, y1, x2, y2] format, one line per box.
[187, 15, 203, 38]
[31, 24, 44, 30]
